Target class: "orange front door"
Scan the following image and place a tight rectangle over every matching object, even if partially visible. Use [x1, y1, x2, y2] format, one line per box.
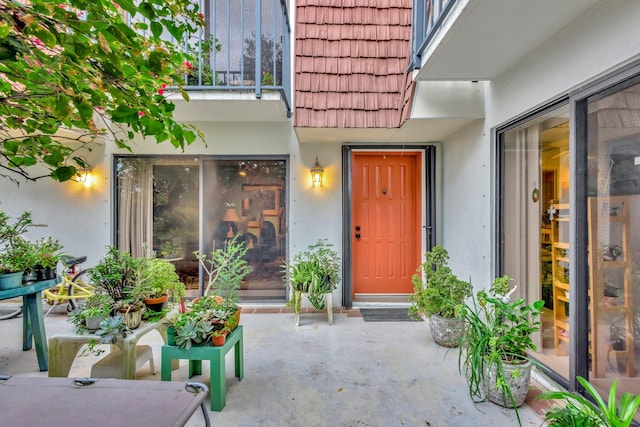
[352, 152, 421, 295]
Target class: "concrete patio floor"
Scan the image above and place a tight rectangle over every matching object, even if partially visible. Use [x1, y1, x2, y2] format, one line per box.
[0, 303, 549, 426]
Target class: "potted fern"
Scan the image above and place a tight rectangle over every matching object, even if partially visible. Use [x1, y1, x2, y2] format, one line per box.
[408, 245, 471, 347]
[282, 239, 340, 321]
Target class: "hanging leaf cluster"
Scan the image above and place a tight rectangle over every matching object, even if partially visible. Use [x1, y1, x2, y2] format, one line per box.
[0, 0, 205, 182]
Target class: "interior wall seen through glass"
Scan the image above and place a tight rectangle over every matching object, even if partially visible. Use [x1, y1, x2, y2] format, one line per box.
[501, 104, 571, 380]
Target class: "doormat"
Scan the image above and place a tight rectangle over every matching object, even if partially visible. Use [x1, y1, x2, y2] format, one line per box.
[359, 308, 423, 322]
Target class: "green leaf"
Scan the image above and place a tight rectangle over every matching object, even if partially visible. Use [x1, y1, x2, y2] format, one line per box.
[51, 166, 76, 182]
[111, 105, 138, 123]
[55, 96, 71, 118]
[74, 99, 94, 121]
[9, 156, 37, 167]
[139, 2, 157, 20]
[116, 0, 137, 15]
[43, 152, 65, 166]
[150, 21, 163, 38]
[147, 50, 164, 74]
[3, 140, 19, 154]
[184, 130, 196, 144]
[143, 118, 164, 135]
[30, 27, 57, 48]
[0, 22, 11, 39]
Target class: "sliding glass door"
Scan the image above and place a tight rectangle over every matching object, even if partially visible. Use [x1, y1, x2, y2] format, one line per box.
[116, 156, 287, 301]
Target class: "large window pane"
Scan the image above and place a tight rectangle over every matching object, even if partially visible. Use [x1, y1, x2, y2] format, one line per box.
[116, 156, 287, 302]
[203, 159, 286, 301]
[501, 105, 570, 380]
[116, 158, 200, 295]
[586, 77, 640, 408]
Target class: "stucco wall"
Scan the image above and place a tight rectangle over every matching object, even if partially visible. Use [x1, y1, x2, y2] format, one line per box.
[0, 117, 345, 305]
[488, 0, 640, 127]
[440, 0, 640, 294]
[440, 119, 492, 291]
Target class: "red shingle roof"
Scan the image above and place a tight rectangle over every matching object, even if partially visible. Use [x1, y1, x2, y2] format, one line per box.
[294, 0, 414, 129]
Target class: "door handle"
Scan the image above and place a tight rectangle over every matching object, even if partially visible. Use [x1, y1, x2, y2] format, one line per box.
[355, 233, 360, 238]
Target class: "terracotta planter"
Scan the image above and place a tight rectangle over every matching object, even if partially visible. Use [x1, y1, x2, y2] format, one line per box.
[212, 334, 226, 346]
[144, 292, 169, 312]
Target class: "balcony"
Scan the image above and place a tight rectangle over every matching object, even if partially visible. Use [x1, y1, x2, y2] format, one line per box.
[171, 0, 291, 122]
[411, 0, 599, 81]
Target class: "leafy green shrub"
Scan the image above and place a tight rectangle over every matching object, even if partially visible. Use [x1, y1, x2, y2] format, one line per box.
[408, 245, 471, 319]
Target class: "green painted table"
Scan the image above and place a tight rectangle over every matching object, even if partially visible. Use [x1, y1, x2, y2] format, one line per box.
[0, 278, 57, 371]
[161, 325, 244, 411]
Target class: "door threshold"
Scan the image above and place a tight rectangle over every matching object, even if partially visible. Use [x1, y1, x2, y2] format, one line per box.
[353, 294, 410, 307]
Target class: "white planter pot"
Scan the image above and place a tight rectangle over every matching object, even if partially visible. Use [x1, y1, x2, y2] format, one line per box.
[429, 314, 464, 347]
[485, 360, 532, 408]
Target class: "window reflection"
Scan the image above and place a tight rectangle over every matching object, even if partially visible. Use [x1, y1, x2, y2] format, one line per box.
[586, 77, 640, 410]
[116, 157, 287, 301]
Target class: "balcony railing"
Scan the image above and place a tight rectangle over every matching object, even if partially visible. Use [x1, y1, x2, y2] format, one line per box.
[411, 0, 457, 70]
[182, 0, 291, 116]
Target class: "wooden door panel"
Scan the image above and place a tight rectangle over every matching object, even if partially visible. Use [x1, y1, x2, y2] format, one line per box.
[352, 152, 420, 295]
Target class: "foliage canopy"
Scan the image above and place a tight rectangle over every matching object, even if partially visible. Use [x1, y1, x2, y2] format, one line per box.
[0, 0, 205, 182]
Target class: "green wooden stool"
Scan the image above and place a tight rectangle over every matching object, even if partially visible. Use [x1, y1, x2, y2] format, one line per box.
[161, 325, 244, 411]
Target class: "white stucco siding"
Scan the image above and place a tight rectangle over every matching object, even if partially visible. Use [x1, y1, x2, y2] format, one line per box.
[0, 157, 110, 268]
[0, 117, 347, 306]
[488, 0, 640, 127]
[440, 119, 493, 292]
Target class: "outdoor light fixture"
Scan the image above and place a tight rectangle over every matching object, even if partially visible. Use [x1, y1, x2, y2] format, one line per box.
[310, 157, 324, 187]
[76, 166, 93, 188]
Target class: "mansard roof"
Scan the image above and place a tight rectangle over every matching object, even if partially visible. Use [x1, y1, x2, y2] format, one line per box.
[294, 0, 414, 129]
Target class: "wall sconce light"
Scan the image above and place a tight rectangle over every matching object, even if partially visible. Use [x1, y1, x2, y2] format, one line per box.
[76, 166, 93, 188]
[310, 157, 324, 187]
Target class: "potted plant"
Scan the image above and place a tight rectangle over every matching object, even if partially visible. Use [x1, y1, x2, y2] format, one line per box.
[195, 236, 250, 328]
[0, 211, 38, 289]
[135, 257, 186, 312]
[174, 317, 214, 350]
[95, 315, 129, 344]
[408, 245, 472, 347]
[536, 376, 640, 427]
[114, 299, 146, 330]
[211, 326, 231, 346]
[282, 239, 340, 318]
[31, 237, 63, 281]
[458, 275, 544, 423]
[68, 293, 114, 333]
[88, 246, 141, 303]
